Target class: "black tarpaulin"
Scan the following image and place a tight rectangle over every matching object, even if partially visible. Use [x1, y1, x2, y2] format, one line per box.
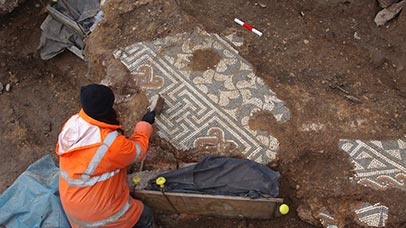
[146, 156, 279, 199]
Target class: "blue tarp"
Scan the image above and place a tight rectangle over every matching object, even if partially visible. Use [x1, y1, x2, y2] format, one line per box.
[0, 155, 70, 228]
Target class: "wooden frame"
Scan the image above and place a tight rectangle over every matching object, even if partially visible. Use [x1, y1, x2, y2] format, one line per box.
[135, 190, 284, 219]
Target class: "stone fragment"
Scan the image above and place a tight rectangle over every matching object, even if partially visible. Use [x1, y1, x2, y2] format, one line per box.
[354, 31, 361, 40]
[0, 0, 25, 15]
[378, 0, 398, 8]
[5, 83, 11, 92]
[8, 72, 18, 83]
[297, 205, 319, 225]
[374, 0, 406, 26]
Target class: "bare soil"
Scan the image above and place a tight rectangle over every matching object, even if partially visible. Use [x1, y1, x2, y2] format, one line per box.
[188, 49, 222, 71]
[0, 0, 405, 227]
[0, 1, 89, 192]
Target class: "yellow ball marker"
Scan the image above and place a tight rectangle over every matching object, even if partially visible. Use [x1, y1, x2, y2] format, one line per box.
[132, 176, 140, 185]
[156, 177, 166, 189]
[279, 204, 289, 215]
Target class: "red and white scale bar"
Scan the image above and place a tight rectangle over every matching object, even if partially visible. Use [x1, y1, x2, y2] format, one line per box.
[234, 18, 263, 36]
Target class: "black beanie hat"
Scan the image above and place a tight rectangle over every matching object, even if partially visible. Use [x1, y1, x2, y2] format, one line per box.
[80, 84, 115, 119]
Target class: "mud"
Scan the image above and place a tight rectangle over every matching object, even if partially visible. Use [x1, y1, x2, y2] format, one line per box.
[0, 0, 405, 227]
[188, 49, 222, 71]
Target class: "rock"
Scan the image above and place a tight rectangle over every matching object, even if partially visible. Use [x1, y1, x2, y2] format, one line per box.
[0, 0, 26, 15]
[134, 0, 153, 7]
[304, 39, 310, 44]
[5, 83, 11, 92]
[8, 72, 18, 83]
[374, 0, 406, 26]
[378, 0, 399, 8]
[354, 31, 361, 40]
[297, 204, 319, 226]
[259, 3, 267, 8]
[0, 82, 3, 93]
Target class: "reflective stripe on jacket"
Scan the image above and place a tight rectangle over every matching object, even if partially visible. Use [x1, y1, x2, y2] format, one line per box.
[56, 109, 152, 228]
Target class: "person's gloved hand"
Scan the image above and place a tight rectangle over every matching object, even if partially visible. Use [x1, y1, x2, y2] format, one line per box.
[142, 111, 155, 124]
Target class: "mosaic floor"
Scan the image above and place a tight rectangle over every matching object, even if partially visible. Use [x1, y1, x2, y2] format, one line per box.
[112, 28, 404, 226]
[319, 139, 405, 227]
[339, 139, 406, 190]
[320, 203, 389, 227]
[113, 29, 290, 164]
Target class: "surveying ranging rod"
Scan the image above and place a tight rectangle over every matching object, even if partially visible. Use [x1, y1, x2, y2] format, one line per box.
[234, 18, 263, 36]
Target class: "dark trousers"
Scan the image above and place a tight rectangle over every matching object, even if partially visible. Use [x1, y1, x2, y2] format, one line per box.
[132, 204, 154, 228]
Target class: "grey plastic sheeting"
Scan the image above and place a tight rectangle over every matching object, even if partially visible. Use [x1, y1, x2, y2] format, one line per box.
[0, 155, 69, 228]
[146, 156, 280, 199]
[38, 0, 100, 60]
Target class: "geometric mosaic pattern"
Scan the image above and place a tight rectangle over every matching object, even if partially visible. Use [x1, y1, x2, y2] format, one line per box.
[113, 28, 290, 163]
[339, 139, 406, 190]
[319, 208, 339, 228]
[223, 32, 244, 47]
[354, 202, 389, 227]
[319, 203, 389, 228]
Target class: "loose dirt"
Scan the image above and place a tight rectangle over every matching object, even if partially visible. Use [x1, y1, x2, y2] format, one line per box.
[0, 1, 89, 193]
[188, 49, 222, 71]
[0, 0, 405, 227]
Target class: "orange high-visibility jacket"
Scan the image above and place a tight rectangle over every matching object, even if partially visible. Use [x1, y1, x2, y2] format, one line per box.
[56, 109, 152, 228]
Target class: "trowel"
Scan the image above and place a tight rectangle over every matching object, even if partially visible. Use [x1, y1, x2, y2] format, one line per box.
[140, 94, 164, 172]
[148, 94, 164, 115]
